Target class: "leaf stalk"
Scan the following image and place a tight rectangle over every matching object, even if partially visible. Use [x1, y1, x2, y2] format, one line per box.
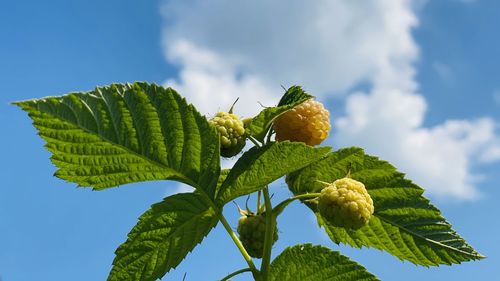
[219, 268, 252, 281]
[218, 212, 259, 278]
[259, 187, 275, 280]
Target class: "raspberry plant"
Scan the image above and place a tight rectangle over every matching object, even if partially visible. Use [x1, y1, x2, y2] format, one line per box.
[15, 82, 484, 280]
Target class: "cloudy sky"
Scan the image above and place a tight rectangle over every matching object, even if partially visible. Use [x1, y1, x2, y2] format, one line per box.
[1, 0, 499, 280]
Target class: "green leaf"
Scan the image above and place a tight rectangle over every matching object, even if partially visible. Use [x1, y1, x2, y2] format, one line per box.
[215, 168, 230, 197]
[108, 192, 218, 281]
[245, 86, 312, 142]
[14, 82, 220, 195]
[277, 85, 313, 107]
[269, 244, 380, 281]
[286, 147, 484, 266]
[216, 141, 330, 205]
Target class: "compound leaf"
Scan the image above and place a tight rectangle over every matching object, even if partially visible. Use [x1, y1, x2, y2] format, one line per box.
[216, 141, 330, 205]
[108, 192, 218, 281]
[286, 147, 484, 266]
[14, 82, 220, 196]
[269, 244, 380, 281]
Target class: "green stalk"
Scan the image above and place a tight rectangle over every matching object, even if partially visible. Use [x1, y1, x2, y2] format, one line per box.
[218, 213, 259, 278]
[273, 193, 321, 216]
[219, 268, 252, 281]
[257, 190, 262, 212]
[198, 192, 259, 279]
[260, 187, 275, 280]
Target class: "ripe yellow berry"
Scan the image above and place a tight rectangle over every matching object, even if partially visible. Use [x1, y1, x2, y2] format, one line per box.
[318, 178, 374, 229]
[273, 99, 330, 146]
[209, 112, 246, 157]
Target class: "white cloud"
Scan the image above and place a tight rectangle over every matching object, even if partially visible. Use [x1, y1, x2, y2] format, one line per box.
[160, 0, 500, 200]
[161, 0, 418, 96]
[164, 40, 277, 118]
[480, 145, 500, 163]
[336, 90, 499, 199]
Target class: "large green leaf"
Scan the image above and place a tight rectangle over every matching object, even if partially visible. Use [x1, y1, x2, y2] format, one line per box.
[108, 192, 218, 281]
[269, 244, 380, 281]
[286, 147, 484, 266]
[14, 82, 220, 195]
[245, 86, 312, 142]
[216, 141, 330, 205]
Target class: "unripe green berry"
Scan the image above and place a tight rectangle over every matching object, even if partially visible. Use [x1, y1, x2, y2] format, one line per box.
[318, 178, 374, 229]
[237, 214, 278, 258]
[273, 99, 330, 146]
[209, 111, 246, 157]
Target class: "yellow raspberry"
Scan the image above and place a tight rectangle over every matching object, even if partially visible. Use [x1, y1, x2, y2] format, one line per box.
[237, 213, 278, 258]
[273, 99, 330, 146]
[209, 112, 246, 157]
[318, 178, 374, 229]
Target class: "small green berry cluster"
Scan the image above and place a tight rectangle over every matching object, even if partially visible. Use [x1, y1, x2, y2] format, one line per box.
[237, 213, 278, 258]
[209, 111, 246, 157]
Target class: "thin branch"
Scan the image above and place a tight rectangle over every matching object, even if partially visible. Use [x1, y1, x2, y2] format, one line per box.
[260, 187, 275, 280]
[273, 193, 322, 217]
[219, 268, 252, 281]
[218, 213, 259, 277]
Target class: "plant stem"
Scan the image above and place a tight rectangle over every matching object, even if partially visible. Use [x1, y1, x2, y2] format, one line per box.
[260, 187, 275, 280]
[218, 212, 259, 278]
[273, 193, 322, 216]
[257, 190, 262, 211]
[219, 268, 252, 281]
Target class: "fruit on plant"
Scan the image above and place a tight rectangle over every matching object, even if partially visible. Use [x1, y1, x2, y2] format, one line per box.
[209, 111, 246, 157]
[237, 213, 278, 258]
[273, 99, 330, 146]
[318, 177, 374, 229]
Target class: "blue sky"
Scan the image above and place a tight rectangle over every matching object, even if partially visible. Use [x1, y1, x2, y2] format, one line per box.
[1, 1, 499, 280]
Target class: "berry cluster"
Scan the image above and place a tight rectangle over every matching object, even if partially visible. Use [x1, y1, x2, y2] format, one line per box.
[209, 111, 246, 157]
[237, 213, 278, 258]
[318, 177, 374, 229]
[273, 99, 330, 146]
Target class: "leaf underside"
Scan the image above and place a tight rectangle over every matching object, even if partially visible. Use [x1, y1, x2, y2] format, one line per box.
[108, 192, 218, 281]
[216, 141, 330, 205]
[286, 147, 484, 266]
[15, 82, 220, 196]
[269, 244, 380, 281]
